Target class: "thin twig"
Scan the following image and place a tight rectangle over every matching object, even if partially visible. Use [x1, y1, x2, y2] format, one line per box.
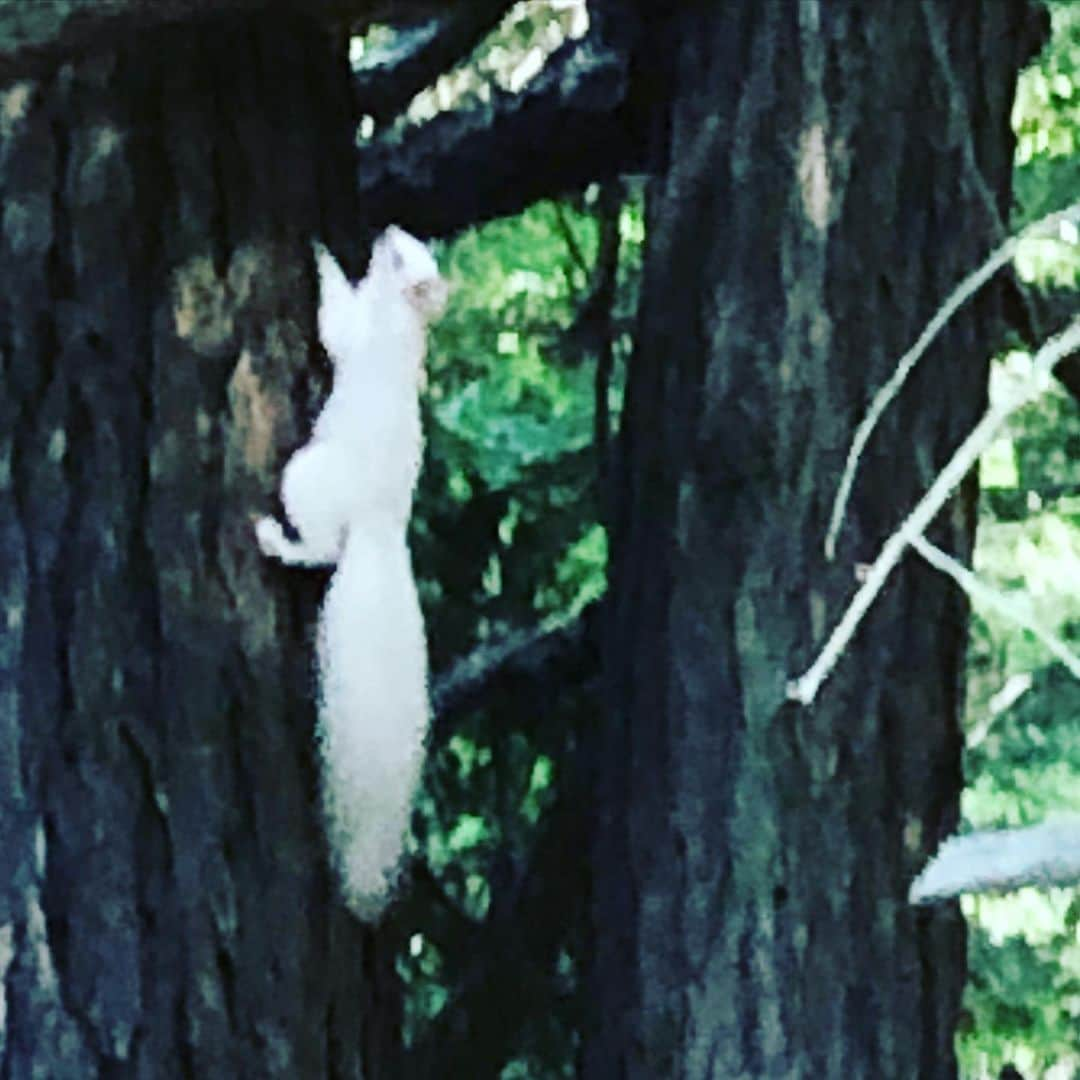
[590, 184, 623, 521]
[430, 605, 598, 741]
[824, 201, 1080, 562]
[790, 315, 1080, 706]
[966, 671, 1033, 751]
[553, 201, 591, 277]
[910, 534, 1080, 680]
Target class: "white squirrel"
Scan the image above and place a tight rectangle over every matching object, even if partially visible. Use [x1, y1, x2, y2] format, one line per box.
[255, 226, 448, 920]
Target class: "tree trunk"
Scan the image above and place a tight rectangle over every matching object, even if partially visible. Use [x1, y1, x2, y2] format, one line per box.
[587, 2, 1039, 1076]
[0, 12, 398, 1077]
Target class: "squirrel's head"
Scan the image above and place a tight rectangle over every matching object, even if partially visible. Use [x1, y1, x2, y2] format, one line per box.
[369, 225, 449, 323]
[313, 228, 448, 369]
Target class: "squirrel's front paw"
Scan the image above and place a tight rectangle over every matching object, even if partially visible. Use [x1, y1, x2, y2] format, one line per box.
[255, 516, 287, 559]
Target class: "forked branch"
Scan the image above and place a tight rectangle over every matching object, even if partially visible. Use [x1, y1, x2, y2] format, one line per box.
[909, 534, 1080, 680]
[824, 201, 1080, 562]
[790, 315, 1080, 706]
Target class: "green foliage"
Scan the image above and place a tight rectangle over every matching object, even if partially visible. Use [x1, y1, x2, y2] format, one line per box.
[960, 904, 1080, 1078]
[414, 198, 621, 668]
[961, 375, 1080, 1075]
[397, 178, 641, 1071]
[1013, 2, 1080, 285]
[960, 5, 1080, 1074]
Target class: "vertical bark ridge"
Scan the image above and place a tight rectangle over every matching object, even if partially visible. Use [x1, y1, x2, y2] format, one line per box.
[588, 2, 1032, 1076]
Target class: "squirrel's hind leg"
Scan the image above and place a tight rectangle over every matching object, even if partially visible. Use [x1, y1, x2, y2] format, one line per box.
[256, 443, 348, 567]
[254, 516, 339, 566]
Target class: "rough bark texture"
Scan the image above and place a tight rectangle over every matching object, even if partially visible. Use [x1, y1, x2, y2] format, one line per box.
[0, 0, 450, 81]
[586, 2, 1039, 1077]
[0, 12, 398, 1078]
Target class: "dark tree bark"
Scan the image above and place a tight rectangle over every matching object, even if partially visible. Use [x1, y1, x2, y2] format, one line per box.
[586, 2, 1042, 1077]
[0, 0, 453, 80]
[0, 12, 402, 1077]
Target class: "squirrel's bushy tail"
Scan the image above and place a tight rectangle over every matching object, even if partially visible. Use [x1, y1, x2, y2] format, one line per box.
[316, 532, 429, 920]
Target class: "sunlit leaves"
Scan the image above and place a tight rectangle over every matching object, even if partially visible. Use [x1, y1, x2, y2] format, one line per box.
[963, 6, 1080, 1069]
[396, 161, 637, 1072]
[1013, 3, 1080, 284]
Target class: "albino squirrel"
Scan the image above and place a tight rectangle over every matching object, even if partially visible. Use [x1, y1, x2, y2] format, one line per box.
[255, 226, 448, 920]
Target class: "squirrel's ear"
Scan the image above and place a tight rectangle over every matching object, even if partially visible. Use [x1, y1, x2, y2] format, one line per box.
[313, 242, 354, 361]
[370, 227, 406, 276]
[313, 241, 351, 300]
[384, 226, 407, 273]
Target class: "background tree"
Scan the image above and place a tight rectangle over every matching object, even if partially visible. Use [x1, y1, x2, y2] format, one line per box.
[584, 3, 1047, 1075]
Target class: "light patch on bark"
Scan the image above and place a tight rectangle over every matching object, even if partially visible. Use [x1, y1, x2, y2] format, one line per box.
[149, 430, 181, 480]
[904, 816, 922, 854]
[0, 923, 12, 976]
[3, 195, 51, 255]
[792, 921, 808, 954]
[227, 349, 279, 474]
[25, 891, 58, 994]
[809, 588, 826, 641]
[226, 241, 264, 308]
[171, 254, 234, 355]
[33, 819, 45, 877]
[92, 123, 120, 158]
[75, 123, 124, 198]
[798, 123, 830, 231]
[0, 922, 11, 1053]
[47, 427, 66, 463]
[0, 80, 32, 137]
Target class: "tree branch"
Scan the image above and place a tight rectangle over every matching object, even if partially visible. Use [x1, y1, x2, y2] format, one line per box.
[584, 185, 623, 517]
[352, 0, 513, 126]
[910, 819, 1080, 902]
[430, 603, 600, 741]
[355, 23, 644, 238]
[1005, 277, 1080, 409]
[910, 534, 1080, 679]
[790, 315, 1080, 707]
[824, 201, 1080, 562]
